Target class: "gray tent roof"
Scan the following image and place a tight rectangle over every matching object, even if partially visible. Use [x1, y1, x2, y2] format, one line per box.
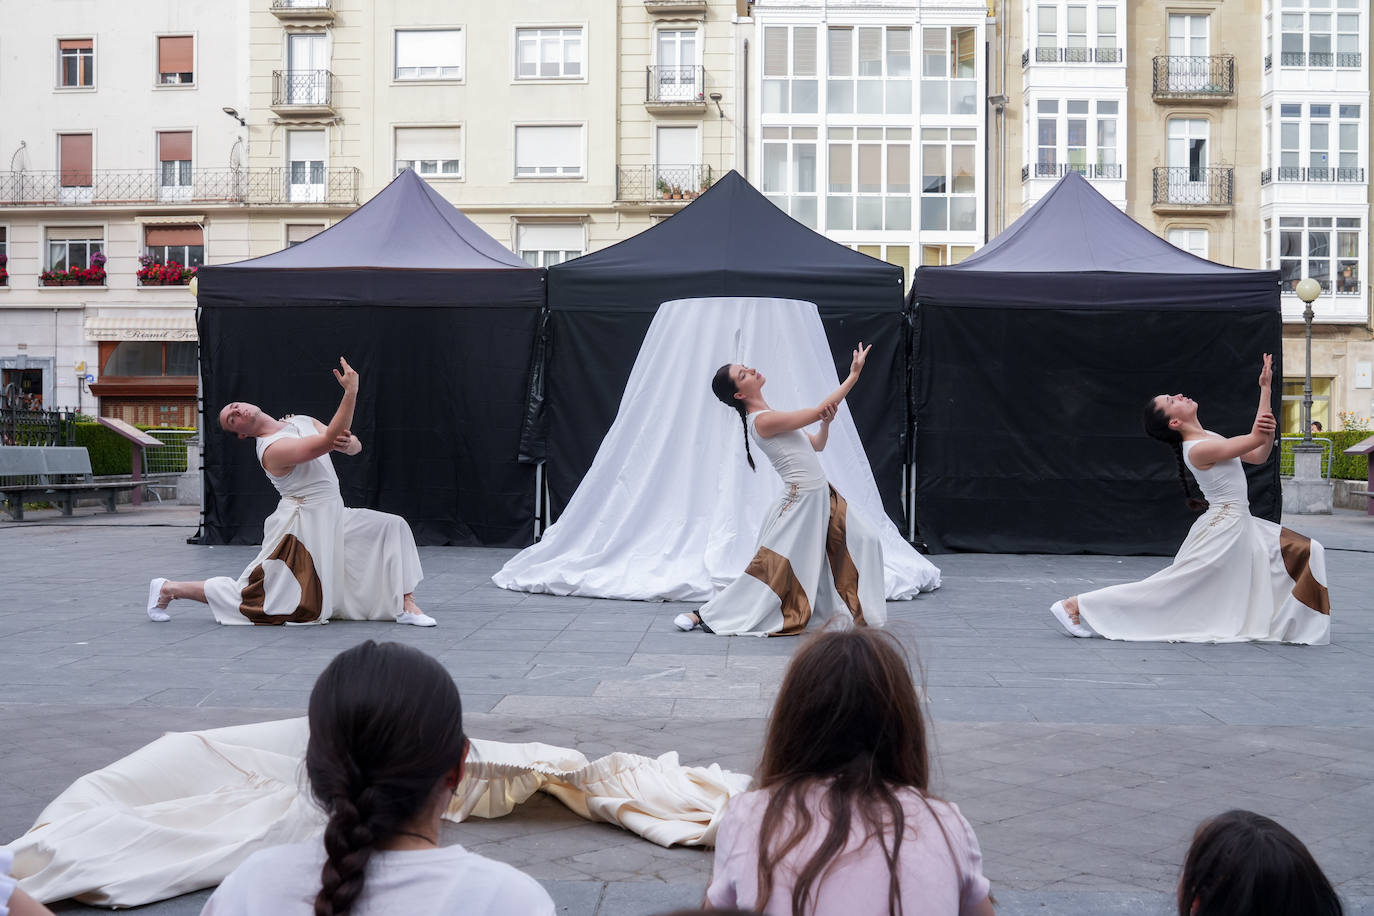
[218, 169, 530, 271]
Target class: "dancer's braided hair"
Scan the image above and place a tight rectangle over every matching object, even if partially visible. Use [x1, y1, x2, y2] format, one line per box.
[307, 641, 466, 916]
[1143, 400, 1209, 512]
[712, 364, 756, 471]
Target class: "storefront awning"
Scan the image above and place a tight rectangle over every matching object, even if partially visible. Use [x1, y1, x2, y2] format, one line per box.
[84, 315, 198, 341]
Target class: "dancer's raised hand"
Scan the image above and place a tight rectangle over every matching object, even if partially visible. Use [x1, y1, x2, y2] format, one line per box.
[1258, 353, 1273, 389]
[850, 342, 872, 376]
[333, 357, 359, 395]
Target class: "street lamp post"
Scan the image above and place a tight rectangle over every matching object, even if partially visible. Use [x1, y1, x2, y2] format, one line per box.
[1295, 277, 1322, 444]
[1283, 278, 1332, 514]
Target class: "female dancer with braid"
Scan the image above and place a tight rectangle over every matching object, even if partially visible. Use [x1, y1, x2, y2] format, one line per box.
[203, 641, 554, 915]
[673, 343, 889, 636]
[1051, 354, 1331, 644]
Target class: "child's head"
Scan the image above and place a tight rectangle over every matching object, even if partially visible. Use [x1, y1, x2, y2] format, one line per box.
[1179, 810, 1342, 916]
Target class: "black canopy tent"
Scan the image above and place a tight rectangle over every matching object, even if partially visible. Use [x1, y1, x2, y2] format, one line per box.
[912, 172, 1281, 555]
[197, 170, 543, 548]
[531, 170, 910, 526]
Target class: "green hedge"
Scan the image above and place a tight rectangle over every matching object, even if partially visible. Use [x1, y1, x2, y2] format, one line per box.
[1279, 431, 1372, 481]
[71, 424, 194, 476]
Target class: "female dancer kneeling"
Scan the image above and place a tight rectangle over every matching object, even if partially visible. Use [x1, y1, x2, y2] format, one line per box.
[674, 343, 885, 636]
[706, 629, 994, 915]
[203, 641, 555, 915]
[1051, 354, 1331, 644]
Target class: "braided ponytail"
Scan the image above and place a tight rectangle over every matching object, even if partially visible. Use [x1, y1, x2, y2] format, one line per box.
[307, 642, 467, 916]
[1143, 400, 1208, 512]
[712, 364, 756, 471]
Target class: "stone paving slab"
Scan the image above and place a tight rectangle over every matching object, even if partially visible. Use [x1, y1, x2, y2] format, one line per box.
[3, 504, 1372, 915]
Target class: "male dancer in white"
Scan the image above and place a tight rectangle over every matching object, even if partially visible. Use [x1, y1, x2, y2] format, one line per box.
[147, 358, 434, 627]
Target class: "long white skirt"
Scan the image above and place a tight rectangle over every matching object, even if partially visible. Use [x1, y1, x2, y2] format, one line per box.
[699, 483, 885, 636]
[203, 493, 423, 626]
[1077, 502, 1331, 644]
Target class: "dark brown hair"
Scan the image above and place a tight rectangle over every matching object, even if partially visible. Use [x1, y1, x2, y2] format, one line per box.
[306, 641, 466, 916]
[1179, 810, 1342, 916]
[1143, 398, 1208, 512]
[753, 629, 935, 916]
[712, 364, 756, 471]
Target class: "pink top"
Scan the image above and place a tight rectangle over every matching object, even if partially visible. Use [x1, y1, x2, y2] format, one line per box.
[706, 785, 990, 916]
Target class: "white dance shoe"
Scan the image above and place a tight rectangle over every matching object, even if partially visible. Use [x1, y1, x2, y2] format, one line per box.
[673, 613, 699, 632]
[1050, 601, 1095, 638]
[396, 610, 437, 627]
[146, 578, 170, 622]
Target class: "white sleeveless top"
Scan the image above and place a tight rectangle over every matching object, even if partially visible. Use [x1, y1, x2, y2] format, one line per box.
[747, 411, 826, 490]
[254, 415, 340, 501]
[1182, 433, 1250, 508]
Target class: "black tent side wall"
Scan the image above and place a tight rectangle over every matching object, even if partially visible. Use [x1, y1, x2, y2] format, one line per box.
[543, 267, 908, 526]
[914, 301, 1280, 555]
[199, 277, 541, 547]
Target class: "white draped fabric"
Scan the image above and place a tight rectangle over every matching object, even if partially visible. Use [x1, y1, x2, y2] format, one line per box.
[493, 298, 941, 601]
[4, 719, 750, 908]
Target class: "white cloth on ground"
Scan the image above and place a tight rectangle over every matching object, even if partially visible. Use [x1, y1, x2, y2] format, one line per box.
[202, 416, 423, 625]
[201, 839, 555, 916]
[0, 848, 16, 916]
[1077, 435, 1331, 644]
[3, 718, 751, 907]
[698, 411, 886, 636]
[493, 297, 940, 601]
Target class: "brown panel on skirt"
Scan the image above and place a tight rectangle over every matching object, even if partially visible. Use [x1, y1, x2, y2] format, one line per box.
[745, 546, 812, 636]
[238, 534, 324, 625]
[825, 485, 866, 626]
[1279, 527, 1331, 615]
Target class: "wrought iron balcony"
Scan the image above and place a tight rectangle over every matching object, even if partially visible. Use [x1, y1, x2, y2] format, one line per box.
[1020, 162, 1122, 181]
[1265, 55, 1272, 71]
[645, 65, 706, 109]
[1262, 166, 1365, 184]
[616, 164, 715, 203]
[1152, 56, 1235, 100]
[1024, 46, 1122, 65]
[1281, 51, 1306, 67]
[272, 69, 334, 113]
[1261, 168, 1272, 185]
[1152, 167, 1234, 208]
[270, 0, 334, 20]
[1337, 52, 1362, 68]
[0, 168, 360, 207]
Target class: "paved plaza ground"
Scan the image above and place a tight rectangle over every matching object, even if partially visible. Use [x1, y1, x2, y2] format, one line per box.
[1, 503, 1371, 915]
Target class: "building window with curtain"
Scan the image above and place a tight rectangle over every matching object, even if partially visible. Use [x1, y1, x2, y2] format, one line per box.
[157, 131, 193, 200]
[761, 126, 818, 228]
[285, 223, 324, 247]
[395, 29, 462, 80]
[395, 126, 462, 178]
[921, 26, 975, 116]
[59, 38, 94, 87]
[44, 227, 104, 286]
[157, 35, 193, 84]
[920, 127, 975, 231]
[514, 125, 583, 178]
[140, 225, 203, 286]
[826, 127, 911, 232]
[828, 26, 911, 116]
[58, 133, 94, 204]
[515, 28, 583, 80]
[761, 25, 818, 115]
[1278, 216, 1361, 294]
[516, 223, 583, 268]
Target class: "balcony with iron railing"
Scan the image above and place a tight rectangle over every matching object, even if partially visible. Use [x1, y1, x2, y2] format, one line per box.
[0, 168, 360, 208]
[1152, 56, 1235, 102]
[616, 164, 715, 203]
[645, 65, 706, 112]
[1022, 46, 1122, 67]
[270, 0, 334, 20]
[272, 69, 335, 115]
[1152, 167, 1234, 210]
[1261, 166, 1366, 185]
[1020, 162, 1123, 181]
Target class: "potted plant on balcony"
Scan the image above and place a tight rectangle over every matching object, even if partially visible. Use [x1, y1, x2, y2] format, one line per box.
[657, 177, 671, 200]
[0, 253, 7, 287]
[137, 255, 195, 287]
[40, 251, 107, 287]
[671, 185, 683, 200]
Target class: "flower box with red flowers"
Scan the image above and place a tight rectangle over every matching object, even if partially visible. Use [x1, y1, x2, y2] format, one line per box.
[137, 256, 195, 287]
[41, 252, 106, 286]
[0, 253, 7, 287]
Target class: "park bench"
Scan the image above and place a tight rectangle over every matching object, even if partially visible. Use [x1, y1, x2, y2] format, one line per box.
[0, 446, 142, 521]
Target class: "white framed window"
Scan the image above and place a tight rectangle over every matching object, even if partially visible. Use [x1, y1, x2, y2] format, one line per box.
[157, 132, 193, 199]
[58, 38, 94, 88]
[514, 124, 583, 178]
[144, 226, 205, 276]
[1030, 99, 1119, 177]
[516, 224, 583, 267]
[1096, 101, 1119, 175]
[761, 25, 818, 115]
[395, 127, 462, 178]
[395, 29, 462, 81]
[157, 35, 194, 85]
[655, 29, 700, 101]
[1281, 0, 1363, 67]
[58, 133, 94, 204]
[919, 243, 974, 266]
[761, 126, 818, 228]
[0, 227, 6, 286]
[516, 27, 583, 80]
[46, 227, 104, 272]
[1036, 6, 1056, 58]
[919, 127, 974, 232]
[287, 129, 326, 202]
[826, 126, 912, 232]
[920, 26, 974, 116]
[829, 26, 912, 116]
[285, 223, 324, 248]
[1274, 103, 1362, 180]
[1167, 228, 1209, 259]
[1096, 6, 1119, 60]
[1277, 216, 1362, 295]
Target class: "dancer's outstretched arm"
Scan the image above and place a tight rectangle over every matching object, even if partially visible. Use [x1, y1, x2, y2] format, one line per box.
[261, 357, 359, 475]
[1187, 354, 1276, 468]
[808, 403, 836, 451]
[755, 343, 872, 438]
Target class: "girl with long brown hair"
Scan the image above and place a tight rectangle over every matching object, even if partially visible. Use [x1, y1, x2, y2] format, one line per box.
[706, 629, 993, 916]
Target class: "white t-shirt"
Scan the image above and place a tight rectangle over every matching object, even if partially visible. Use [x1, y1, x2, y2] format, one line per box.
[202, 840, 555, 916]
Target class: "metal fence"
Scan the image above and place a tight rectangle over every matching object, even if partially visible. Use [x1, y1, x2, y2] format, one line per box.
[1152, 56, 1235, 97]
[273, 69, 334, 107]
[646, 65, 705, 104]
[1152, 167, 1234, 207]
[617, 164, 715, 202]
[1278, 436, 1333, 478]
[142, 428, 195, 476]
[0, 167, 360, 207]
[1021, 162, 1122, 181]
[0, 407, 77, 447]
